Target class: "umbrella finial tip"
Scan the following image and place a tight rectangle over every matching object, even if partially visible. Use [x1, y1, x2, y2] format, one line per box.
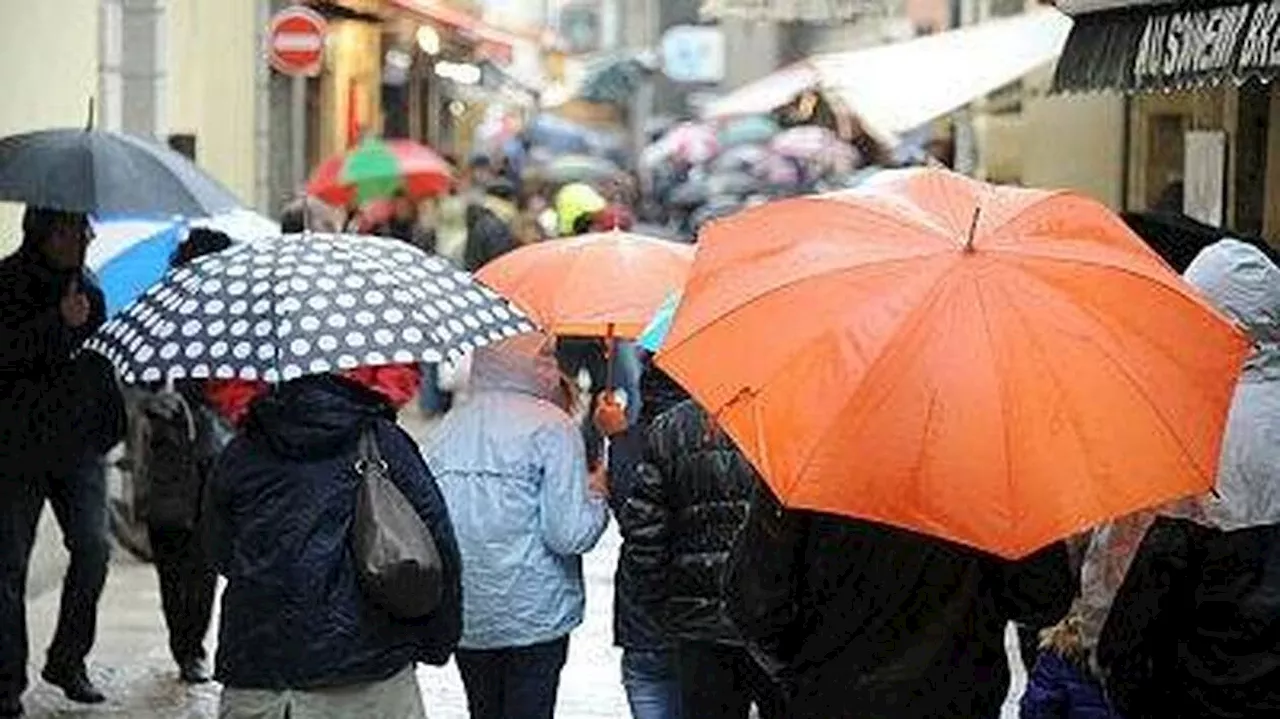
[964, 207, 981, 253]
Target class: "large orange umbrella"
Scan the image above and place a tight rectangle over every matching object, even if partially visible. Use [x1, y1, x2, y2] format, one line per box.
[657, 168, 1249, 558]
[476, 231, 695, 339]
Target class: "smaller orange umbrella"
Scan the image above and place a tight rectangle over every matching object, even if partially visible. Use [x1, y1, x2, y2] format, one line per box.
[476, 231, 695, 340]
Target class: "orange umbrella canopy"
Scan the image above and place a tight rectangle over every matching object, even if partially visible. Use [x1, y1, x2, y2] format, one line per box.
[657, 168, 1249, 558]
[477, 232, 695, 338]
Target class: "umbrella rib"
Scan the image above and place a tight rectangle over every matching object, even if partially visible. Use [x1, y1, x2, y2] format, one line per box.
[973, 276, 1020, 540]
[768, 257, 961, 502]
[1005, 259, 1220, 486]
[116, 134, 215, 215]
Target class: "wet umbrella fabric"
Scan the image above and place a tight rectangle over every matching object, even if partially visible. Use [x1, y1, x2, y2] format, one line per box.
[717, 115, 780, 148]
[658, 168, 1250, 558]
[0, 128, 241, 216]
[532, 154, 621, 186]
[87, 233, 535, 384]
[307, 138, 453, 207]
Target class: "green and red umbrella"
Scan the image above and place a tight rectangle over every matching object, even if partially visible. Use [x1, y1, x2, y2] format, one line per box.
[307, 137, 454, 207]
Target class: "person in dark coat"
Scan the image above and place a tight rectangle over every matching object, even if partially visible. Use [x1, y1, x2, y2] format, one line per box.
[620, 399, 787, 719]
[137, 228, 234, 686]
[206, 372, 462, 716]
[462, 202, 516, 272]
[371, 191, 436, 254]
[726, 479, 1076, 719]
[280, 197, 341, 234]
[1094, 240, 1280, 719]
[0, 208, 126, 716]
[607, 363, 689, 719]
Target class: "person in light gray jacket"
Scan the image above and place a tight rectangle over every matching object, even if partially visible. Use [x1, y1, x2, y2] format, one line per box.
[424, 332, 609, 719]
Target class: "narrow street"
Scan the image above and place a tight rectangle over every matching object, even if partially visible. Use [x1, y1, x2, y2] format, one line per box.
[22, 523, 1029, 718]
[22, 526, 628, 718]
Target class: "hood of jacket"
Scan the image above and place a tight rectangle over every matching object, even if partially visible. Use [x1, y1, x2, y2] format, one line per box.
[469, 333, 564, 406]
[1182, 239, 1280, 531]
[1185, 238, 1280, 382]
[244, 374, 394, 460]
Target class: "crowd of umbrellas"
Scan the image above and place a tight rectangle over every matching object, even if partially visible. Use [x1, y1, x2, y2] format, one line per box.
[0, 119, 1255, 563]
[638, 116, 872, 238]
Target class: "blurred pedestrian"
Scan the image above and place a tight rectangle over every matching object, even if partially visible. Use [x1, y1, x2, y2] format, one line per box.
[424, 333, 609, 719]
[136, 228, 234, 686]
[0, 208, 126, 715]
[1095, 239, 1280, 719]
[591, 204, 636, 233]
[555, 183, 607, 238]
[620, 399, 787, 719]
[463, 200, 516, 273]
[280, 197, 341, 234]
[370, 191, 435, 253]
[605, 362, 688, 719]
[208, 366, 460, 718]
[725, 480, 1075, 719]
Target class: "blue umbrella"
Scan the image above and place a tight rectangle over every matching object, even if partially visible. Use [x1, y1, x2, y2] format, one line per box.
[638, 290, 681, 353]
[87, 210, 278, 316]
[87, 215, 185, 317]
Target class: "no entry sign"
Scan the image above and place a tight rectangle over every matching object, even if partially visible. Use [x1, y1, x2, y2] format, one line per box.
[268, 5, 327, 77]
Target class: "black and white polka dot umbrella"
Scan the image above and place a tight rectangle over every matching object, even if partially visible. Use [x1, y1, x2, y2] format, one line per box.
[86, 233, 536, 384]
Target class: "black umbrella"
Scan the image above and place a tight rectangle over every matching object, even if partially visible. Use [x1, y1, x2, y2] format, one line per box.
[0, 128, 241, 216]
[87, 233, 535, 384]
[1120, 211, 1280, 273]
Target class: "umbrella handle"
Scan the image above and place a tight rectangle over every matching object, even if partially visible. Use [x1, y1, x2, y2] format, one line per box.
[603, 323, 616, 394]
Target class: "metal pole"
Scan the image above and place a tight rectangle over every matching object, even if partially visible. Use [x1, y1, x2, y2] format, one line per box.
[291, 75, 307, 193]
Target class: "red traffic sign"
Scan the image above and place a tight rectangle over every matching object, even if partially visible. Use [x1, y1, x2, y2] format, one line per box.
[267, 5, 327, 77]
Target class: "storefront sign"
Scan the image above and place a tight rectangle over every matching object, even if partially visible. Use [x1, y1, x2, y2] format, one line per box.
[1055, 0, 1280, 92]
[661, 26, 726, 84]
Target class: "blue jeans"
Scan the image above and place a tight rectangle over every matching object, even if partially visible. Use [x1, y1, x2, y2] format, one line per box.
[622, 649, 681, 719]
[0, 459, 109, 701]
[456, 636, 570, 719]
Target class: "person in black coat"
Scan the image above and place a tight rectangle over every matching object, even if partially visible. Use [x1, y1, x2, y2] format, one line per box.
[137, 228, 234, 686]
[620, 399, 787, 719]
[607, 364, 689, 719]
[726, 479, 1076, 719]
[206, 373, 462, 714]
[463, 202, 516, 273]
[0, 208, 126, 716]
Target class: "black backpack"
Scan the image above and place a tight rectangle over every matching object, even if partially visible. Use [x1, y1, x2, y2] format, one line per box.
[138, 390, 206, 532]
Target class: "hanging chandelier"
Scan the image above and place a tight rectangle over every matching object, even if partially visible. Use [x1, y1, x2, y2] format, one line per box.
[699, 0, 877, 22]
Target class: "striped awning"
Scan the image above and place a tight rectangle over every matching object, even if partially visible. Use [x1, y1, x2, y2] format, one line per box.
[1053, 1, 1280, 93]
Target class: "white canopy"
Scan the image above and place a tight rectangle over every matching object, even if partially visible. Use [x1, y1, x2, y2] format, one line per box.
[704, 9, 1074, 142]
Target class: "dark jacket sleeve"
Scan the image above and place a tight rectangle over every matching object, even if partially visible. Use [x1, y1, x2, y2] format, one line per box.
[618, 422, 675, 614]
[725, 478, 806, 667]
[0, 263, 76, 377]
[998, 541, 1077, 629]
[377, 420, 463, 664]
[203, 444, 235, 575]
[1096, 518, 1204, 718]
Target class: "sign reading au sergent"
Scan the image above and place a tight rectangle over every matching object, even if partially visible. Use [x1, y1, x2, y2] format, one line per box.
[268, 5, 328, 77]
[1133, 1, 1280, 85]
